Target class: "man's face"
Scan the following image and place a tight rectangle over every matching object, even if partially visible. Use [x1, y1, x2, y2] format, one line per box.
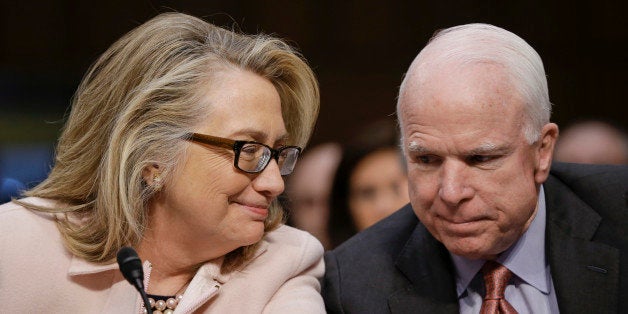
[399, 62, 556, 260]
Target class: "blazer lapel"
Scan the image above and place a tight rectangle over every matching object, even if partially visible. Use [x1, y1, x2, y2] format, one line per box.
[389, 224, 459, 314]
[545, 176, 620, 313]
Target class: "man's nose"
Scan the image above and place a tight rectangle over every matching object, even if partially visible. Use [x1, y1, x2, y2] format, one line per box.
[438, 160, 474, 206]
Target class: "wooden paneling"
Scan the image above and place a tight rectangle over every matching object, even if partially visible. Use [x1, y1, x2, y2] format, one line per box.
[1, 0, 626, 144]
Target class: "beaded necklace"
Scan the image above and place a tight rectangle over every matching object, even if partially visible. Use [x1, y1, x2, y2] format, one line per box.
[143, 293, 183, 314]
[142, 261, 191, 313]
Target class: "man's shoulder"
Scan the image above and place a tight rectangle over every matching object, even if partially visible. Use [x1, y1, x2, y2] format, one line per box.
[549, 162, 628, 198]
[544, 163, 628, 312]
[547, 162, 628, 235]
[324, 204, 422, 280]
[550, 162, 628, 182]
[548, 162, 627, 211]
[323, 204, 424, 313]
[330, 204, 419, 258]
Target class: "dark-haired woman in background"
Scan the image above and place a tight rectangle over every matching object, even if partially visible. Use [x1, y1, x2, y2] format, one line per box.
[328, 119, 410, 248]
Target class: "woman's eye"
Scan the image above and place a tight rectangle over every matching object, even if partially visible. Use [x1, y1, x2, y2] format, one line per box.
[352, 187, 376, 201]
[278, 149, 289, 158]
[241, 145, 262, 157]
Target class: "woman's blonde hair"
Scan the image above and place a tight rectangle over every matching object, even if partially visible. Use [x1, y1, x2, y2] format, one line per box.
[18, 12, 319, 272]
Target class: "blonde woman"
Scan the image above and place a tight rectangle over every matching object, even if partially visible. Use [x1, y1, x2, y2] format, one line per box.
[0, 12, 323, 313]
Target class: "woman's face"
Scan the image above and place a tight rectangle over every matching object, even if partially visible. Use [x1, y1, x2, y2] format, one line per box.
[348, 149, 410, 230]
[147, 69, 288, 259]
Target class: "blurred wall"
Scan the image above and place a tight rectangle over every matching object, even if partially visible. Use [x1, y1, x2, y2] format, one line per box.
[1, 0, 626, 149]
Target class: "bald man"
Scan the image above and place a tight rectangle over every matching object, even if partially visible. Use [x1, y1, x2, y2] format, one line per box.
[322, 24, 628, 313]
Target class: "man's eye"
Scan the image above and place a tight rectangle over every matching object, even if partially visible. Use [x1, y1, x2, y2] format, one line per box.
[417, 155, 437, 164]
[468, 155, 494, 164]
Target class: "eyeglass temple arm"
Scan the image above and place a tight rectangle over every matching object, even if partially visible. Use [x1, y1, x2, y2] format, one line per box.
[187, 133, 235, 150]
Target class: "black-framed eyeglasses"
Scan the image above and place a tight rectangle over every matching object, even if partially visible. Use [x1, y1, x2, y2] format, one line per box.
[185, 133, 302, 176]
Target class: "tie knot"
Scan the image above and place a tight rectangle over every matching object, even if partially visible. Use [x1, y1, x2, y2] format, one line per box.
[481, 261, 512, 300]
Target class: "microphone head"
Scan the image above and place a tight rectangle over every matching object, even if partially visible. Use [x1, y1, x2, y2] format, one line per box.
[116, 246, 144, 287]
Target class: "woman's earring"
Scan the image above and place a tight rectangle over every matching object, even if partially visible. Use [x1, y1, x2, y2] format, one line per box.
[152, 173, 163, 191]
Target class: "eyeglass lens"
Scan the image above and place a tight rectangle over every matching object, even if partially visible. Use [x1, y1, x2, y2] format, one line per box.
[238, 143, 300, 175]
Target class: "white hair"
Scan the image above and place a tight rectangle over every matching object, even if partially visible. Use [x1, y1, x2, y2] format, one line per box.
[397, 23, 551, 144]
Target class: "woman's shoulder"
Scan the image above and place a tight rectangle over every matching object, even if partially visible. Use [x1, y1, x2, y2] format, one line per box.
[0, 197, 63, 248]
[201, 225, 325, 312]
[0, 197, 58, 224]
[0, 198, 97, 311]
[264, 224, 324, 256]
[246, 224, 324, 273]
[1, 197, 67, 256]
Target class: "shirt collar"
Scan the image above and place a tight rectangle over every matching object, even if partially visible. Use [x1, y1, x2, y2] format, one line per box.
[451, 186, 550, 297]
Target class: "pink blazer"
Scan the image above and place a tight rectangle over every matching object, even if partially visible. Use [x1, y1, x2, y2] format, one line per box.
[0, 198, 325, 313]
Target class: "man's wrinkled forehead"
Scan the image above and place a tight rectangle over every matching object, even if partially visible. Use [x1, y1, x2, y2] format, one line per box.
[398, 60, 513, 113]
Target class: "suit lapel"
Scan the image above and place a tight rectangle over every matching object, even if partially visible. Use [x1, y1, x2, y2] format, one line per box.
[389, 224, 459, 314]
[545, 175, 620, 313]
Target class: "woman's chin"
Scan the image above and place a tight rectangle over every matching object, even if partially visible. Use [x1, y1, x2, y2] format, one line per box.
[238, 223, 266, 246]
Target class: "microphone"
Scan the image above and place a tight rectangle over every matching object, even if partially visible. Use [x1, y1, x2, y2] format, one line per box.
[117, 246, 153, 314]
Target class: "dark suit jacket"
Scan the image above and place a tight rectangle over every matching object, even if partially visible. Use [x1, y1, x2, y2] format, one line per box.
[322, 162, 628, 313]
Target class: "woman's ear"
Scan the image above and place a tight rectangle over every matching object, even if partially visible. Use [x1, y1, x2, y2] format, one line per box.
[534, 123, 559, 184]
[142, 164, 163, 190]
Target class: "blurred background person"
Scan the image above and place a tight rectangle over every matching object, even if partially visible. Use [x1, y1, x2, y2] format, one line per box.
[0, 176, 25, 203]
[555, 120, 628, 165]
[328, 119, 409, 248]
[0, 144, 53, 203]
[285, 142, 342, 249]
[0, 12, 326, 313]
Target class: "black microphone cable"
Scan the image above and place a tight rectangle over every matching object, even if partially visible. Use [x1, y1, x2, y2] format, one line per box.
[117, 246, 153, 314]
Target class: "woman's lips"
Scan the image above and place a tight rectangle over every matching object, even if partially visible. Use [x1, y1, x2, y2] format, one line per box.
[238, 203, 269, 219]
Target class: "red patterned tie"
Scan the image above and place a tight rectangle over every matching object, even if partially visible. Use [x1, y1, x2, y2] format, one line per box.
[480, 261, 518, 314]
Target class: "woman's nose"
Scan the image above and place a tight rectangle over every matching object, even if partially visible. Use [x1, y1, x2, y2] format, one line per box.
[253, 159, 285, 197]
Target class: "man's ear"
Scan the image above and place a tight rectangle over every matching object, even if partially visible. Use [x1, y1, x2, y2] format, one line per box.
[534, 123, 559, 184]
